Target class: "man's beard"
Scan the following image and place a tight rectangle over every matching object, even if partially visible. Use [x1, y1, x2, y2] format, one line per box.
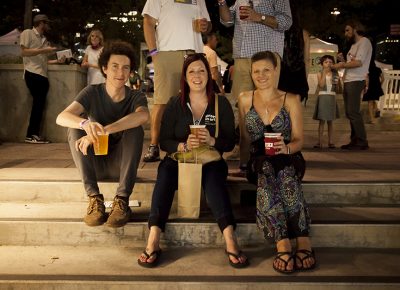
[346, 34, 355, 45]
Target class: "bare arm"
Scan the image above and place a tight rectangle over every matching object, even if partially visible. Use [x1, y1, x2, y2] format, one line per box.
[217, 0, 233, 23]
[317, 71, 326, 88]
[104, 107, 149, 134]
[20, 44, 56, 57]
[143, 14, 158, 52]
[286, 94, 304, 153]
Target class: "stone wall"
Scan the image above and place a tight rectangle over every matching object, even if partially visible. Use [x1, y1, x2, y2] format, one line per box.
[0, 64, 86, 142]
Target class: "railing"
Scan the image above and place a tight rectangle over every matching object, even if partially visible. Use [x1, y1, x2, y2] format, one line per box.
[380, 70, 400, 115]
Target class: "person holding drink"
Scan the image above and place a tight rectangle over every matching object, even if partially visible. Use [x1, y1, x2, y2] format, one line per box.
[238, 51, 315, 274]
[56, 41, 149, 228]
[141, 0, 211, 162]
[312, 55, 340, 149]
[138, 53, 248, 268]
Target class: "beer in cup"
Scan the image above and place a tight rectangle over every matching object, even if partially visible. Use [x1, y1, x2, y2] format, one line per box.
[190, 125, 206, 139]
[93, 133, 109, 155]
[264, 133, 282, 155]
[239, 5, 250, 20]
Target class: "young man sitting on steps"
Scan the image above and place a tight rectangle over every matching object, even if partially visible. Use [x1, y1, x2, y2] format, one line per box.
[56, 41, 149, 227]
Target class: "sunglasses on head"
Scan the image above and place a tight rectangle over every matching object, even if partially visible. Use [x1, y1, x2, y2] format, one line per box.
[184, 53, 206, 60]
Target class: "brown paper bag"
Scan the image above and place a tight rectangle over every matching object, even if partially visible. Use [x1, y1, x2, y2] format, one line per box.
[177, 161, 202, 218]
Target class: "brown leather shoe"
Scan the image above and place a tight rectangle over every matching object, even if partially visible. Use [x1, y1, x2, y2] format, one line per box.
[107, 196, 132, 228]
[83, 194, 107, 226]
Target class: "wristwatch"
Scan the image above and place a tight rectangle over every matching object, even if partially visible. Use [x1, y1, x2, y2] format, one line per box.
[261, 15, 266, 22]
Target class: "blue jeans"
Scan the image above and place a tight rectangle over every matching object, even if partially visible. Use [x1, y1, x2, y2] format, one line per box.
[148, 157, 236, 232]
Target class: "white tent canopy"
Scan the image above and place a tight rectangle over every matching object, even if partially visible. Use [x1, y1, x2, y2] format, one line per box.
[310, 37, 338, 54]
[0, 29, 21, 56]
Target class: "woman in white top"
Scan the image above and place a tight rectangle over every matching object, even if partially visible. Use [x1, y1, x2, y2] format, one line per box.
[81, 29, 105, 85]
[313, 55, 340, 149]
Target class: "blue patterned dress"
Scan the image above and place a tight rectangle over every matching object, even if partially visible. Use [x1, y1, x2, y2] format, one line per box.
[245, 92, 310, 242]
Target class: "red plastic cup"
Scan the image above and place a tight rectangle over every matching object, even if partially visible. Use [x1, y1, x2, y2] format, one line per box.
[239, 5, 250, 20]
[264, 133, 282, 155]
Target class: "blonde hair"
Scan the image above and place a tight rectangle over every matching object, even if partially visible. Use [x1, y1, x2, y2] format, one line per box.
[86, 29, 104, 46]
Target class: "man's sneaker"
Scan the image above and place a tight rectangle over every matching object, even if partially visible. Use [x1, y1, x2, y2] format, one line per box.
[24, 135, 50, 144]
[106, 196, 132, 228]
[143, 144, 160, 162]
[83, 194, 107, 226]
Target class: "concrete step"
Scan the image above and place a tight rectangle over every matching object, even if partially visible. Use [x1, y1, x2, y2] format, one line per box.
[0, 246, 398, 290]
[0, 203, 399, 248]
[0, 173, 399, 205]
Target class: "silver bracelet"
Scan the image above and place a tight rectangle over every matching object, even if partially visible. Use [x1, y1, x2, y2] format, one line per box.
[287, 145, 291, 155]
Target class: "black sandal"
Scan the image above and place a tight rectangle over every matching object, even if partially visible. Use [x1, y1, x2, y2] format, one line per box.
[137, 249, 162, 268]
[272, 251, 295, 274]
[225, 250, 249, 268]
[272, 252, 296, 274]
[294, 249, 316, 271]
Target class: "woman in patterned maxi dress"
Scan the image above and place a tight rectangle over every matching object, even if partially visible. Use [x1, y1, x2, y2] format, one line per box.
[238, 51, 316, 274]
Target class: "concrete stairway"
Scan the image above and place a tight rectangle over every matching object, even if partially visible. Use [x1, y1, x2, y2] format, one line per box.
[1, 94, 400, 289]
[0, 167, 399, 289]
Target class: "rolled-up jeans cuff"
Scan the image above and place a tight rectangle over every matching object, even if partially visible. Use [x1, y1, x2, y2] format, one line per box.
[148, 215, 166, 232]
[217, 214, 236, 232]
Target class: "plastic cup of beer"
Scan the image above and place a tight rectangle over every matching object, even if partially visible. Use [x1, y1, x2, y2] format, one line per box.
[264, 133, 282, 155]
[93, 133, 109, 155]
[192, 9, 204, 32]
[192, 18, 202, 32]
[190, 125, 206, 139]
[239, 5, 250, 20]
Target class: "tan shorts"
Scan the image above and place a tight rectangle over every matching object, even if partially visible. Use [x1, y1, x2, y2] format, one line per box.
[153, 50, 193, 105]
[231, 58, 254, 103]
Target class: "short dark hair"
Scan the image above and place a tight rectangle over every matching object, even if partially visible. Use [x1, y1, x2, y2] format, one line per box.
[179, 53, 214, 107]
[202, 32, 216, 45]
[98, 41, 135, 78]
[320, 54, 335, 64]
[251, 51, 278, 68]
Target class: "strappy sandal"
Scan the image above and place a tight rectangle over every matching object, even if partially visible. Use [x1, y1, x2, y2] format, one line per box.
[328, 143, 336, 149]
[294, 249, 316, 271]
[272, 251, 295, 274]
[137, 249, 162, 268]
[225, 250, 249, 268]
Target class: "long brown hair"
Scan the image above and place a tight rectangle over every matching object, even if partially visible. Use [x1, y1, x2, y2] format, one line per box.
[179, 53, 215, 107]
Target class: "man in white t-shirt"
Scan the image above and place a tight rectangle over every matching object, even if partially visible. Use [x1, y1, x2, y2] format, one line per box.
[203, 32, 225, 95]
[142, 0, 211, 162]
[333, 20, 372, 150]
